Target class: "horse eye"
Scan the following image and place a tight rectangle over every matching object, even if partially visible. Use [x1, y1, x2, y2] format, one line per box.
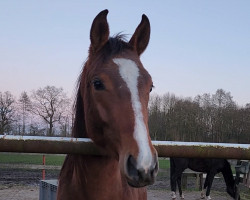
[150, 85, 154, 93]
[93, 79, 105, 90]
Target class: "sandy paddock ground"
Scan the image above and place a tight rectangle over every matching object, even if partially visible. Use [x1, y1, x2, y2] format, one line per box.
[0, 185, 39, 200]
[0, 186, 234, 200]
[0, 167, 248, 200]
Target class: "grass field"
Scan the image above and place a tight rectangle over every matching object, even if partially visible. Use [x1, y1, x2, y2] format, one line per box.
[0, 153, 170, 169]
[158, 158, 170, 169]
[0, 153, 65, 166]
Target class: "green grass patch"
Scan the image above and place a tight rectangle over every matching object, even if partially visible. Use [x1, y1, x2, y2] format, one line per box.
[158, 158, 170, 169]
[1, 153, 170, 169]
[0, 153, 65, 166]
[43, 154, 66, 165]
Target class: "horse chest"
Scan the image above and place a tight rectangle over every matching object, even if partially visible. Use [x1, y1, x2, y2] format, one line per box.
[58, 155, 147, 200]
[80, 162, 146, 200]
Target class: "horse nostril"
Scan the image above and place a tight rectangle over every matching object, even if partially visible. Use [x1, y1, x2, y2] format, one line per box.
[127, 155, 138, 179]
[151, 166, 156, 177]
[152, 160, 159, 176]
[138, 169, 151, 183]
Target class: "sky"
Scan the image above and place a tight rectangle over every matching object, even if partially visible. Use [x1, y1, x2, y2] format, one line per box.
[0, 1, 249, 106]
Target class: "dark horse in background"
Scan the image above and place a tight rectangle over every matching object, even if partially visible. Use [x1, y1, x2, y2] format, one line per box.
[170, 158, 240, 200]
[57, 10, 158, 200]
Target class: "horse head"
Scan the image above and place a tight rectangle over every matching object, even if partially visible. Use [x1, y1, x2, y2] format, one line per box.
[227, 182, 240, 200]
[76, 9, 158, 188]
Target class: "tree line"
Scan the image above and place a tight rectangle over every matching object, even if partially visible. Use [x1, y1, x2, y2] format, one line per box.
[0, 86, 72, 136]
[1, 87, 249, 143]
[148, 89, 250, 144]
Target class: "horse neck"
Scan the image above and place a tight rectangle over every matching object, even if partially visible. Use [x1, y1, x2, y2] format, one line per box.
[76, 155, 121, 182]
[58, 155, 124, 199]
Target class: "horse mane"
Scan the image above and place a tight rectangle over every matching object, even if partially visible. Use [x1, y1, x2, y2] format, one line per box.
[72, 34, 131, 138]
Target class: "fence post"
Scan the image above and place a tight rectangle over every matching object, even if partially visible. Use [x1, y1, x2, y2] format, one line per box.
[42, 155, 45, 180]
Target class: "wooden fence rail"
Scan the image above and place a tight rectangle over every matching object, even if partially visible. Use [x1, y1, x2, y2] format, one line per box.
[0, 135, 250, 160]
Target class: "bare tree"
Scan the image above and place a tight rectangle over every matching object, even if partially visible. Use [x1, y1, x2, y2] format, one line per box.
[0, 91, 15, 134]
[18, 91, 31, 135]
[59, 98, 74, 137]
[148, 89, 248, 143]
[211, 89, 236, 142]
[148, 94, 164, 140]
[30, 86, 70, 136]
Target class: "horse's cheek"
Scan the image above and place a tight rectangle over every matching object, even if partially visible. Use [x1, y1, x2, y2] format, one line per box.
[96, 103, 109, 122]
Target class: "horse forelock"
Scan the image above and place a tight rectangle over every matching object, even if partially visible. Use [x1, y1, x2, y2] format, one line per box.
[88, 34, 132, 60]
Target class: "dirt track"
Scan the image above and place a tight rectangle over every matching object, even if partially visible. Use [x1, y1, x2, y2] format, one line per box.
[0, 167, 249, 200]
[0, 186, 236, 200]
[0, 185, 39, 200]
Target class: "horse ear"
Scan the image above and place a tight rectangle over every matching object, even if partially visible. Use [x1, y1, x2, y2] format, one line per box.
[90, 9, 109, 53]
[129, 14, 150, 56]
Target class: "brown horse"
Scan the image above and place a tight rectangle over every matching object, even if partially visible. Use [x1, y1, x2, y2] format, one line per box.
[57, 10, 158, 200]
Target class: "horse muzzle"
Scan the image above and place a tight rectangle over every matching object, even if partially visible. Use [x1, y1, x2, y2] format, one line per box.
[125, 154, 158, 187]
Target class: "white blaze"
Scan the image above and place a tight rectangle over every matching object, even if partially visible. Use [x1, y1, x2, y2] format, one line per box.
[113, 58, 152, 171]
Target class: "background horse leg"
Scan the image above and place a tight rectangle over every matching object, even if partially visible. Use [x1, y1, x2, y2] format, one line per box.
[234, 169, 241, 200]
[205, 171, 216, 200]
[170, 159, 177, 199]
[170, 158, 188, 200]
[177, 175, 184, 199]
[170, 173, 177, 199]
[171, 171, 185, 199]
[201, 174, 208, 199]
